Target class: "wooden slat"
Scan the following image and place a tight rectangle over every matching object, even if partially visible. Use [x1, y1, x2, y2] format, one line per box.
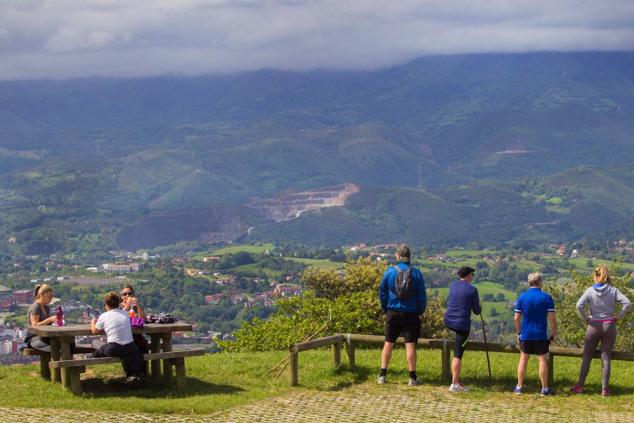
[49, 348, 206, 368]
[292, 335, 344, 352]
[343, 334, 634, 361]
[22, 344, 94, 356]
[28, 322, 193, 337]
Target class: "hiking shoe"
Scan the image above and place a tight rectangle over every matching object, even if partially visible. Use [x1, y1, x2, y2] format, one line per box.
[408, 378, 422, 387]
[602, 388, 610, 397]
[377, 375, 387, 384]
[126, 376, 140, 383]
[540, 388, 555, 396]
[449, 383, 468, 393]
[513, 385, 523, 395]
[570, 384, 583, 394]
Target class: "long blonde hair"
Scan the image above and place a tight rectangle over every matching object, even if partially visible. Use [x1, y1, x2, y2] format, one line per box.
[34, 284, 53, 300]
[593, 265, 610, 284]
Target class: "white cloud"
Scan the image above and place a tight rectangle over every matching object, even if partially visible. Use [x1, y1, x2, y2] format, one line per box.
[0, 0, 633, 79]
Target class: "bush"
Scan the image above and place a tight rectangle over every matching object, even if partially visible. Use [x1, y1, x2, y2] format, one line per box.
[221, 259, 448, 351]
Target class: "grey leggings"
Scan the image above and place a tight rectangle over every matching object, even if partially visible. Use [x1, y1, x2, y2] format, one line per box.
[577, 321, 617, 389]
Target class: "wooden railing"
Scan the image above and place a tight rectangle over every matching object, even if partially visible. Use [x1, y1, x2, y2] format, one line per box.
[288, 333, 634, 386]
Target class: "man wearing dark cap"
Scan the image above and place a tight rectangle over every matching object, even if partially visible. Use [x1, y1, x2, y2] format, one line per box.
[378, 244, 426, 386]
[444, 265, 481, 393]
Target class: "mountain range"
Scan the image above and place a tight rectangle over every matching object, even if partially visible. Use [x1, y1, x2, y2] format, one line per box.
[1, 51, 633, 256]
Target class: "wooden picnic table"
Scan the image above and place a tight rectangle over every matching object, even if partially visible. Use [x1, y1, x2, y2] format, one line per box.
[28, 322, 193, 391]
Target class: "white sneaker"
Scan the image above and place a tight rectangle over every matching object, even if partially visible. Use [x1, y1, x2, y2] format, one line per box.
[377, 375, 387, 384]
[408, 378, 422, 386]
[448, 383, 468, 393]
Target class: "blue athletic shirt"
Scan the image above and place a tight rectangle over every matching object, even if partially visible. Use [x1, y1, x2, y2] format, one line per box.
[443, 280, 481, 332]
[514, 287, 555, 341]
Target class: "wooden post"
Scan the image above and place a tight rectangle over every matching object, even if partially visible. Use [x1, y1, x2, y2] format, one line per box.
[150, 334, 161, 384]
[332, 342, 341, 367]
[441, 340, 451, 384]
[69, 368, 82, 395]
[60, 339, 73, 390]
[50, 337, 61, 383]
[346, 335, 356, 369]
[162, 334, 173, 385]
[40, 352, 51, 380]
[548, 353, 554, 388]
[174, 357, 187, 388]
[289, 351, 299, 386]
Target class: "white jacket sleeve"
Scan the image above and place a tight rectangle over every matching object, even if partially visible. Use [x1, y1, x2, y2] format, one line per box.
[576, 288, 591, 321]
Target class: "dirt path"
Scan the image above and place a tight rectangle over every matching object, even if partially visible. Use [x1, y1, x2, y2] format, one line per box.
[2, 385, 632, 422]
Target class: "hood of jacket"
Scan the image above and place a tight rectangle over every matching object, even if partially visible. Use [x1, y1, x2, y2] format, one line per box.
[592, 283, 610, 296]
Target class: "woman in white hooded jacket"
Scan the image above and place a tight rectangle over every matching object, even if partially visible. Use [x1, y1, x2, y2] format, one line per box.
[571, 266, 631, 396]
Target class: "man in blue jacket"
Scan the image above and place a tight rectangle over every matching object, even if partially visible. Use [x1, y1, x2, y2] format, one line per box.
[378, 244, 426, 386]
[444, 266, 481, 393]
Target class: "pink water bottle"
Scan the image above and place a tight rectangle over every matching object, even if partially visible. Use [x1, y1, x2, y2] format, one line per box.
[56, 306, 64, 327]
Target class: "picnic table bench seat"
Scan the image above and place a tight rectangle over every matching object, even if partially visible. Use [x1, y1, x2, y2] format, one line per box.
[21, 344, 95, 380]
[48, 348, 206, 394]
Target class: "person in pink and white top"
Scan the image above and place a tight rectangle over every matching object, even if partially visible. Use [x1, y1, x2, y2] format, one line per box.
[571, 265, 631, 396]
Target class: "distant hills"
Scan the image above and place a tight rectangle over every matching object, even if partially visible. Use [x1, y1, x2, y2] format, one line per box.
[0, 51, 633, 255]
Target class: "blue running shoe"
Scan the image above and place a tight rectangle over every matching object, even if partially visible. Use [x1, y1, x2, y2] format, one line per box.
[540, 387, 555, 396]
[514, 385, 523, 395]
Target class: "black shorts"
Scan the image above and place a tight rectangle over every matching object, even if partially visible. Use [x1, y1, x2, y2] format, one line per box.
[520, 340, 550, 355]
[447, 327, 470, 359]
[384, 311, 421, 343]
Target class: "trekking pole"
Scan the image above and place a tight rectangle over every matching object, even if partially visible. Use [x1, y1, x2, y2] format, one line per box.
[480, 313, 493, 384]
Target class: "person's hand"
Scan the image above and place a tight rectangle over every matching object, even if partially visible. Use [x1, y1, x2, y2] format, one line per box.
[516, 334, 521, 344]
[46, 316, 57, 325]
[128, 296, 138, 307]
[551, 331, 558, 341]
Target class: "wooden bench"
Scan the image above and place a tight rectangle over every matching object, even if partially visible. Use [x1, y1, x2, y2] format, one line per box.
[21, 344, 95, 380]
[48, 348, 206, 394]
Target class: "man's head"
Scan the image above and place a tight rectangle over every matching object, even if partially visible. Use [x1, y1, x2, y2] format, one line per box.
[527, 272, 543, 288]
[104, 291, 120, 310]
[396, 244, 411, 262]
[457, 266, 475, 281]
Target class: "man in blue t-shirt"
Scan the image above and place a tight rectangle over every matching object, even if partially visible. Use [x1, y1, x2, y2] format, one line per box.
[513, 272, 558, 396]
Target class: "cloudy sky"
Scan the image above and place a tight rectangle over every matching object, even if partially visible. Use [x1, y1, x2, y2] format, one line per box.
[0, 0, 633, 80]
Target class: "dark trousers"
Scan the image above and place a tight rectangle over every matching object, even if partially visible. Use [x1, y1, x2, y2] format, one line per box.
[92, 340, 144, 378]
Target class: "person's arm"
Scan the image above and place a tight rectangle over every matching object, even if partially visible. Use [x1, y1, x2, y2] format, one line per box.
[379, 269, 390, 313]
[90, 318, 102, 335]
[417, 271, 427, 316]
[615, 288, 631, 320]
[576, 289, 591, 322]
[514, 312, 522, 343]
[91, 314, 105, 335]
[472, 288, 482, 316]
[547, 295, 557, 339]
[514, 295, 523, 342]
[29, 305, 56, 326]
[548, 312, 558, 340]
[30, 313, 57, 326]
[135, 303, 145, 319]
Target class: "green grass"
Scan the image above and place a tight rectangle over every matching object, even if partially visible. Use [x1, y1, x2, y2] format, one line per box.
[206, 243, 275, 256]
[1, 348, 633, 415]
[285, 257, 344, 270]
[432, 281, 516, 299]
